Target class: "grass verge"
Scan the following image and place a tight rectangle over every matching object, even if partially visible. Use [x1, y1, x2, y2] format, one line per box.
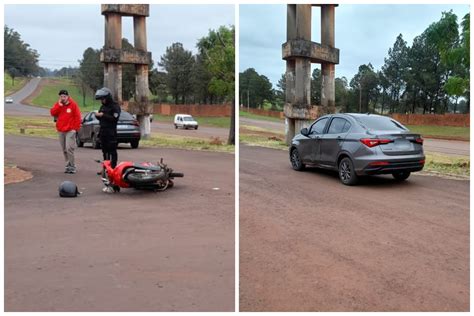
[29, 77, 98, 112]
[4, 115, 234, 153]
[239, 110, 283, 123]
[153, 114, 231, 129]
[4, 73, 29, 96]
[406, 125, 470, 141]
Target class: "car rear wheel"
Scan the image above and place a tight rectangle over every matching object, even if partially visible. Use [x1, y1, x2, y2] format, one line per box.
[195, 126, 198, 130]
[130, 140, 139, 149]
[290, 148, 305, 171]
[76, 133, 84, 147]
[92, 134, 100, 149]
[339, 157, 358, 185]
[392, 171, 411, 181]
[174, 124, 178, 129]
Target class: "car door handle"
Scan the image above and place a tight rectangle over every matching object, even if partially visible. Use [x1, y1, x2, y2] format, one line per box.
[337, 136, 342, 141]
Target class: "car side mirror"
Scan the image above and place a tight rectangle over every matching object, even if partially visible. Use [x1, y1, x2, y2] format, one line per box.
[301, 127, 309, 136]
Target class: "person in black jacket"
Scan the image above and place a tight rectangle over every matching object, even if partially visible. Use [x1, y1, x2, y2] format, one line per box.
[94, 87, 121, 169]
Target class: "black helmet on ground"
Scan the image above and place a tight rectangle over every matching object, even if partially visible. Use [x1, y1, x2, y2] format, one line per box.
[95, 87, 113, 101]
[59, 181, 80, 197]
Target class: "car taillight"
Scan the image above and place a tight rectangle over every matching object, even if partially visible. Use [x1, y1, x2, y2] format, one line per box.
[133, 120, 139, 126]
[369, 161, 390, 166]
[420, 159, 425, 164]
[415, 137, 424, 144]
[360, 138, 392, 147]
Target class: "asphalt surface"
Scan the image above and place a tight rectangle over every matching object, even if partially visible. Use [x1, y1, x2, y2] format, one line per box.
[5, 135, 234, 311]
[4, 77, 50, 116]
[240, 117, 470, 157]
[4, 78, 229, 140]
[239, 145, 469, 312]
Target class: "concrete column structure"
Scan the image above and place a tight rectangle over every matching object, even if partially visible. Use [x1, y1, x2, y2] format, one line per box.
[282, 4, 339, 144]
[104, 13, 122, 103]
[100, 4, 153, 138]
[321, 5, 336, 115]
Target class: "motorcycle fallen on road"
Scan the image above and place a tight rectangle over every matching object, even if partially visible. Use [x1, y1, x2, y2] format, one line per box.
[96, 158, 183, 193]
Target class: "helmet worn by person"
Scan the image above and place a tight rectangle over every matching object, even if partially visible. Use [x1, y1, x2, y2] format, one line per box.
[95, 87, 113, 101]
[59, 181, 80, 197]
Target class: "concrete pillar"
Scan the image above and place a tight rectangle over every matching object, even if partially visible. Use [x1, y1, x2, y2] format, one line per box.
[321, 5, 336, 114]
[133, 16, 151, 138]
[104, 13, 122, 103]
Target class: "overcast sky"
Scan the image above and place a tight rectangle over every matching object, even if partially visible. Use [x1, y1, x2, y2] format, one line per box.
[4, 4, 234, 71]
[240, 4, 470, 87]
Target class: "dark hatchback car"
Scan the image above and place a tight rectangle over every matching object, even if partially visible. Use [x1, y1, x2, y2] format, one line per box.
[77, 111, 141, 149]
[290, 113, 425, 185]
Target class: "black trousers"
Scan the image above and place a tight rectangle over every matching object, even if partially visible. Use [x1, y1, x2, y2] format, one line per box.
[100, 131, 118, 168]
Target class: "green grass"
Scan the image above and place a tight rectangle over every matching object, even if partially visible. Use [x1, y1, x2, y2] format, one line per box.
[424, 153, 469, 177]
[4, 115, 58, 138]
[4, 72, 29, 96]
[239, 110, 283, 123]
[142, 133, 234, 153]
[30, 78, 98, 112]
[406, 125, 470, 141]
[153, 114, 231, 129]
[240, 134, 287, 150]
[4, 115, 234, 153]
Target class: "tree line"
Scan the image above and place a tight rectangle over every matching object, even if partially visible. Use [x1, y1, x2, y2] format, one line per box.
[241, 11, 470, 114]
[76, 25, 234, 107]
[4, 26, 42, 84]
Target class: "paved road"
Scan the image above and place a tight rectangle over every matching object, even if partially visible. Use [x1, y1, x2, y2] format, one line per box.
[240, 117, 470, 157]
[5, 78, 229, 139]
[5, 135, 234, 311]
[4, 77, 50, 116]
[240, 145, 469, 312]
[151, 121, 229, 140]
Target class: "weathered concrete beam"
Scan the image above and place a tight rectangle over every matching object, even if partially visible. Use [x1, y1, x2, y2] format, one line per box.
[282, 39, 339, 64]
[101, 4, 149, 17]
[100, 49, 151, 65]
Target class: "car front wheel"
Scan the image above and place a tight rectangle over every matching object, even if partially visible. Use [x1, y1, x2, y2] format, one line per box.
[339, 157, 358, 185]
[290, 148, 305, 171]
[130, 140, 139, 149]
[392, 171, 410, 181]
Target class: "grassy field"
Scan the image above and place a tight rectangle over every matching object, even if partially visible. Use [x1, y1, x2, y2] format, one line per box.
[239, 110, 283, 123]
[153, 114, 231, 129]
[4, 72, 29, 96]
[4, 115, 234, 153]
[30, 78, 98, 112]
[406, 125, 470, 141]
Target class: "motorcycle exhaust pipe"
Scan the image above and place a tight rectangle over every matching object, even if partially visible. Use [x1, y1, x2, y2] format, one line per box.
[169, 172, 184, 178]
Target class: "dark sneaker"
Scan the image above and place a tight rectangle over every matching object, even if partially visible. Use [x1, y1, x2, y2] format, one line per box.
[69, 168, 77, 174]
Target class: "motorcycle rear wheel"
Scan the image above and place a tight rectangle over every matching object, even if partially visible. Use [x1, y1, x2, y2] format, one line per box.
[126, 172, 165, 184]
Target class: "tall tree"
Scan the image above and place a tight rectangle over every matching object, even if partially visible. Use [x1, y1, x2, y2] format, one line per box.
[159, 42, 194, 104]
[197, 25, 235, 144]
[4, 25, 40, 81]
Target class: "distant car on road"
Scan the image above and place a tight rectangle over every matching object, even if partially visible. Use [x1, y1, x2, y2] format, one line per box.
[289, 113, 425, 185]
[77, 111, 141, 149]
[174, 114, 198, 130]
[5, 97, 13, 103]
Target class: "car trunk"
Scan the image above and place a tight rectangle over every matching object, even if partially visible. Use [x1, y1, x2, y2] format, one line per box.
[369, 130, 423, 156]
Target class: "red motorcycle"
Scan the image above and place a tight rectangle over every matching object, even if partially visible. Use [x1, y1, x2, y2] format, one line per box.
[97, 158, 183, 193]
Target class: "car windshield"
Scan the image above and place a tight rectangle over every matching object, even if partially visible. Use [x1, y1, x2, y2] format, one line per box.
[355, 116, 407, 131]
[119, 112, 134, 121]
[183, 117, 194, 121]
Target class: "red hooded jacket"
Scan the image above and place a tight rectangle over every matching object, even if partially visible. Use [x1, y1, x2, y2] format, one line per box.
[50, 97, 81, 132]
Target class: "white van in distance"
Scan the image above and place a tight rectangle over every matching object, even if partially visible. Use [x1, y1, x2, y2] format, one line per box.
[174, 114, 199, 130]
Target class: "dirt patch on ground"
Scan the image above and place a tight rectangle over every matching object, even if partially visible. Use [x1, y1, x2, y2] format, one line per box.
[4, 166, 33, 184]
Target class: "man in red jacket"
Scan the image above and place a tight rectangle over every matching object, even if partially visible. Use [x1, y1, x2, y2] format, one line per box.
[50, 90, 82, 174]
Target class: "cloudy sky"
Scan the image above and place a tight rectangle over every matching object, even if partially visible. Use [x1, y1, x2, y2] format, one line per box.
[4, 4, 234, 70]
[240, 4, 470, 87]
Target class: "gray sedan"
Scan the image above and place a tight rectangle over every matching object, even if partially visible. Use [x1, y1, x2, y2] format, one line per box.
[290, 113, 425, 185]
